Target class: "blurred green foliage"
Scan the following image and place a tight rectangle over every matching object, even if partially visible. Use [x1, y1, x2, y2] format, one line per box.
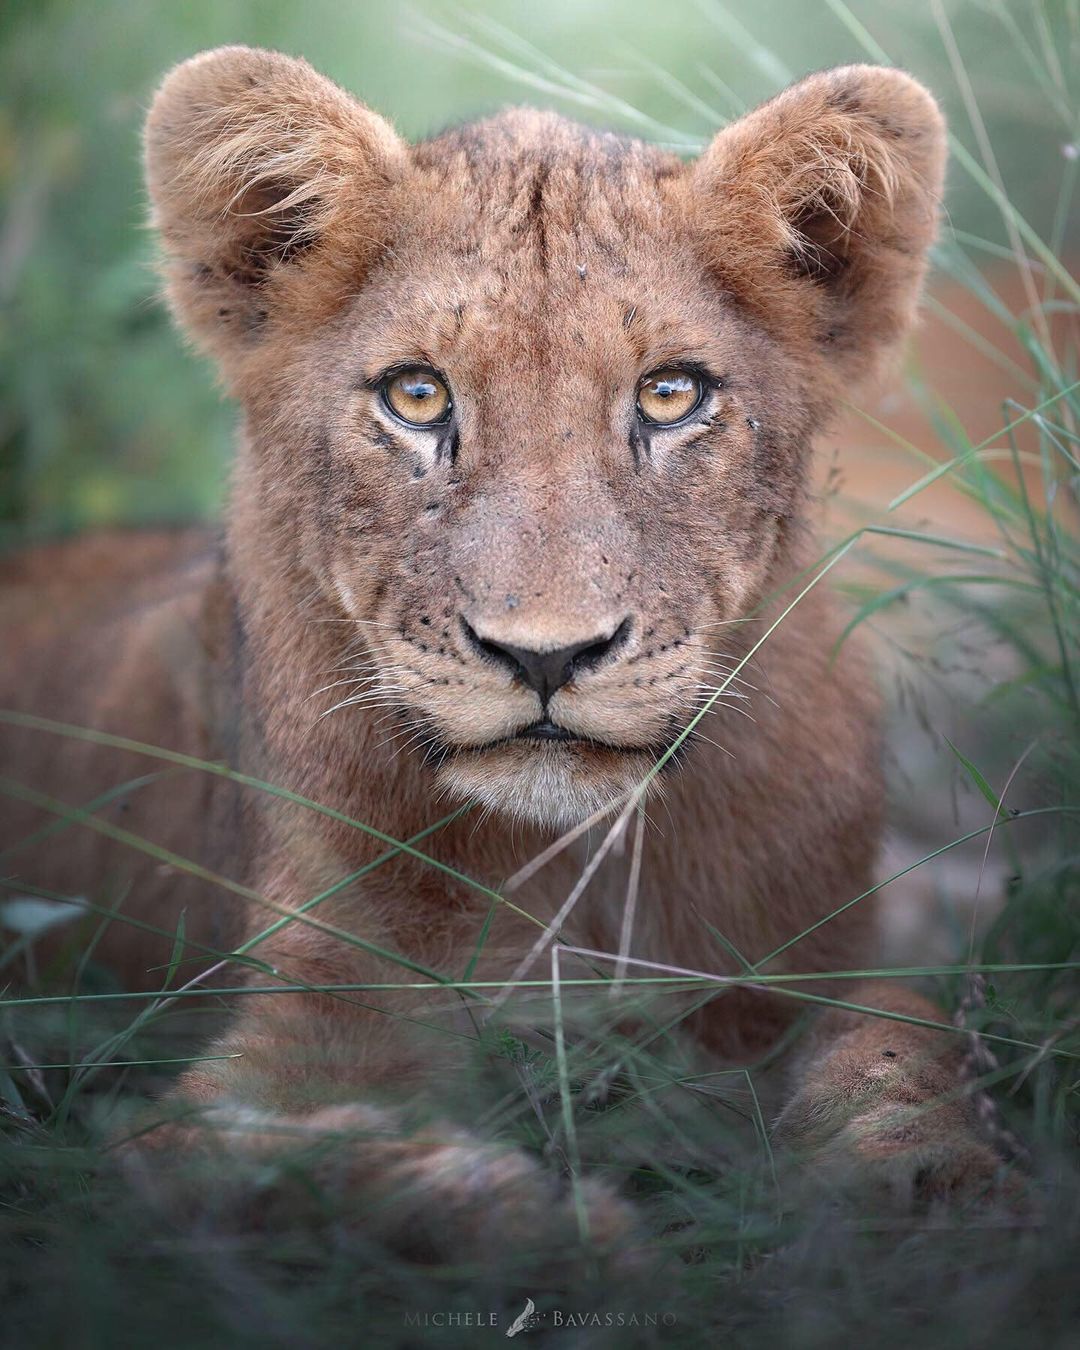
[0, 0, 1073, 537]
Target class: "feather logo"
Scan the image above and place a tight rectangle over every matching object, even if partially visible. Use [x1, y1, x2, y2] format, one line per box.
[506, 1297, 539, 1337]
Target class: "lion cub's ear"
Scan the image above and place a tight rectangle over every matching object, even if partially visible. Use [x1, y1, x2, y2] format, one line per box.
[145, 46, 406, 369]
[691, 65, 946, 390]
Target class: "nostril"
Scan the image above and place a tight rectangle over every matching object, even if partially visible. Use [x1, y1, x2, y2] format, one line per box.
[572, 617, 632, 672]
[460, 616, 632, 703]
[460, 618, 523, 675]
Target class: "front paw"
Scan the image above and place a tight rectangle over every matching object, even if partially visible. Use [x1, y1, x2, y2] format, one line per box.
[793, 1101, 1015, 1208]
[774, 1047, 1018, 1208]
[119, 1102, 641, 1271]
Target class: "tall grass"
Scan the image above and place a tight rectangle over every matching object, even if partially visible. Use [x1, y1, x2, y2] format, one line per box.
[2, 2, 1078, 1346]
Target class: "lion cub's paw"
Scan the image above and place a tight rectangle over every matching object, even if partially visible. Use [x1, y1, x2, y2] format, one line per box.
[773, 1044, 1020, 1209]
[792, 1103, 1016, 1209]
[121, 1102, 641, 1270]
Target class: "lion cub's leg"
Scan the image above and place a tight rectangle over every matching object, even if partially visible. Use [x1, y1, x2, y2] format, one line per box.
[774, 981, 1010, 1205]
[127, 1099, 634, 1269]
[124, 920, 638, 1267]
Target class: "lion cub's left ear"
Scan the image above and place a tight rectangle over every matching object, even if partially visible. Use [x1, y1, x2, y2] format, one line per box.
[145, 46, 407, 373]
[690, 65, 946, 390]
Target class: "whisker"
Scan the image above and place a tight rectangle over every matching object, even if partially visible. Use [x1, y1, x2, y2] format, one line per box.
[686, 726, 736, 758]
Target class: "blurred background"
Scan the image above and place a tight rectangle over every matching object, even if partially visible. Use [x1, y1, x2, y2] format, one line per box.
[0, 0, 1074, 540]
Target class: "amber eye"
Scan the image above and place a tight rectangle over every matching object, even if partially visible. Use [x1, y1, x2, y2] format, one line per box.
[636, 368, 704, 426]
[382, 367, 452, 427]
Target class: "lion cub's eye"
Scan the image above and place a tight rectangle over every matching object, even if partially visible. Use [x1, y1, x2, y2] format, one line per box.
[382, 368, 452, 427]
[636, 368, 704, 426]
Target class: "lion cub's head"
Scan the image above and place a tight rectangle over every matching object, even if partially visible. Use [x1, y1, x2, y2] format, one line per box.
[146, 47, 944, 827]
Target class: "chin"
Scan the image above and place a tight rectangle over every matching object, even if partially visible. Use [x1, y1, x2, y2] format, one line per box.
[434, 741, 656, 831]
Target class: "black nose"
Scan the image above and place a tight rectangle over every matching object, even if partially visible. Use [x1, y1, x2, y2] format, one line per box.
[462, 618, 631, 704]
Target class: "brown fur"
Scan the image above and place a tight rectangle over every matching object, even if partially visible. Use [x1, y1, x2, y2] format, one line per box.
[1, 48, 1008, 1251]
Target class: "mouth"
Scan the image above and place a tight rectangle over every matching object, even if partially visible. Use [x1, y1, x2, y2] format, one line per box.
[515, 719, 581, 744]
[426, 718, 679, 762]
[422, 712, 697, 829]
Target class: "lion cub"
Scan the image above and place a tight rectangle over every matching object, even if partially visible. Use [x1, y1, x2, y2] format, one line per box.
[1, 47, 1007, 1256]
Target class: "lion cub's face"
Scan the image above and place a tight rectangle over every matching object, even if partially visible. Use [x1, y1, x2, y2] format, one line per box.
[147, 49, 944, 827]
[292, 117, 806, 827]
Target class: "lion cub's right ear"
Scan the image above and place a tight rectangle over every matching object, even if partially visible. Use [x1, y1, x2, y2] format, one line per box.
[145, 46, 406, 371]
